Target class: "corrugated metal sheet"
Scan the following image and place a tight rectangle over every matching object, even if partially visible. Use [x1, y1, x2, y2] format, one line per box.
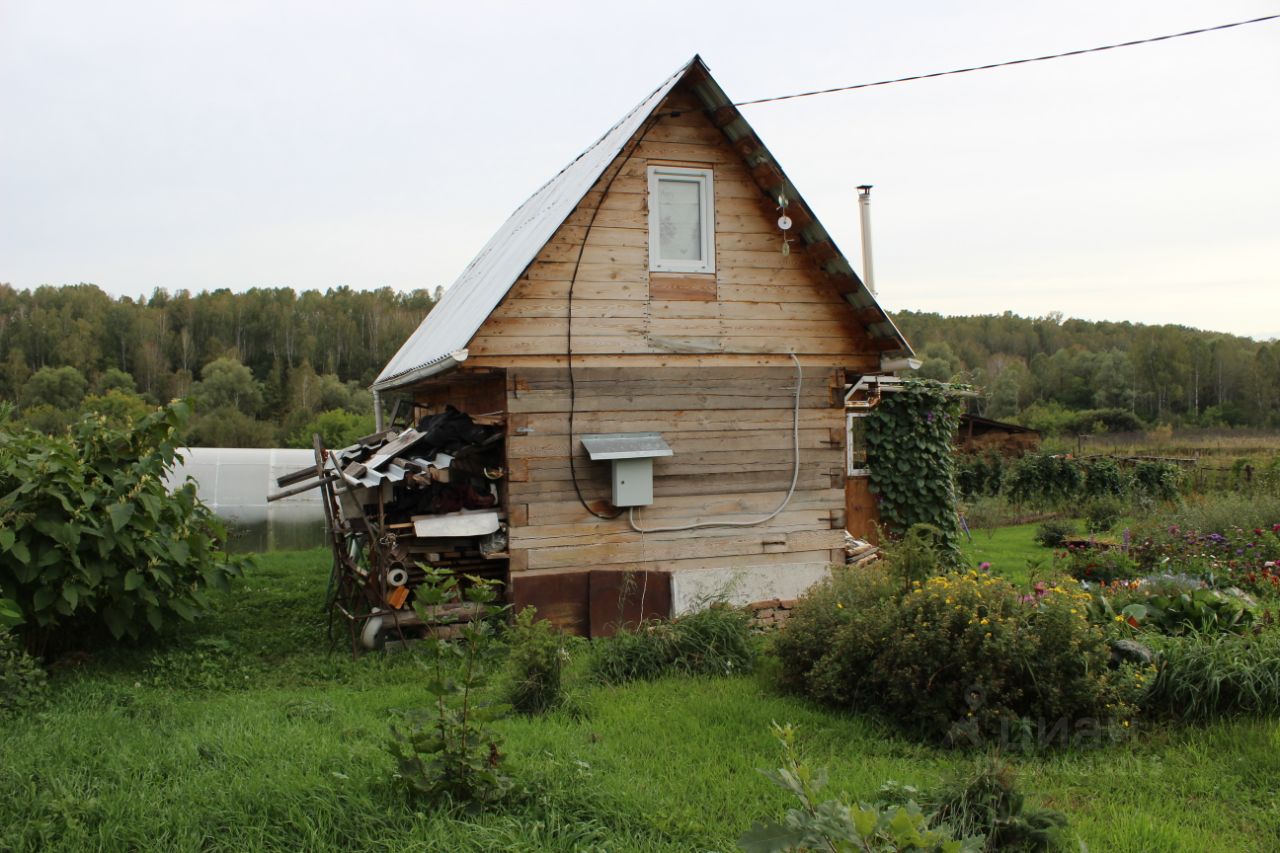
[373, 60, 692, 391]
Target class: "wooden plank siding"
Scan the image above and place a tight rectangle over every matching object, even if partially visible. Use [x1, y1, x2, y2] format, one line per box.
[463, 80, 873, 368]
[503, 365, 847, 579]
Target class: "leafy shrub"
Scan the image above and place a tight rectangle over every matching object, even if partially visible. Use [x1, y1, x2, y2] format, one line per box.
[589, 603, 754, 685]
[1033, 520, 1075, 549]
[930, 756, 1070, 852]
[772, 565, 897, 704]
[879, 573, 1132, 746]
[388, 569, 513, 806]
[885, 523, 949, 592]
[957, 452, 1005, 499]
[1120, 588, 1255, 636]
[0, 402, 245, 655]
[739, 723, 982, 853]
[1082, 496, 1124, 534]
[1144, 631, 1280, 721]
[1131, 461, 1182, 502]
[506, 606, 570, 715]
[1081, 458, 1128, 499]
[778, 569, 1139, 746]
[866, 380, 965, 561]
[1005, 454, 1083, 507]
[1056, 545, 1138, 584]
[0, 631, 47, 716]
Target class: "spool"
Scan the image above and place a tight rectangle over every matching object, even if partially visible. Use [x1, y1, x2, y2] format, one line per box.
[387, 565, 410, 587]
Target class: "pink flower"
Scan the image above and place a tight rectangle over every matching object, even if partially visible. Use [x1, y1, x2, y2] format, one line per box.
[979, 562, 991, 571]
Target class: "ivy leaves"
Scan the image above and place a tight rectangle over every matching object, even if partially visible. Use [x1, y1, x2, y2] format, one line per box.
[0, 401, 245, 653]
[865, 381, 964, 562]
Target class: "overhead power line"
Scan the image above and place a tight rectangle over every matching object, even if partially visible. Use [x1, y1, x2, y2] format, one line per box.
[734, 13, 1280, 107]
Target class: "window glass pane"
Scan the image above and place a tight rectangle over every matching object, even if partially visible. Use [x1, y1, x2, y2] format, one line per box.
[657, 178, 702, 261]
[848, 416, 869, 473]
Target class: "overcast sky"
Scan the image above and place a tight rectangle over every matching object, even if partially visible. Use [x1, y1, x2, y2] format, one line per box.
[2, 1, 1277, 341]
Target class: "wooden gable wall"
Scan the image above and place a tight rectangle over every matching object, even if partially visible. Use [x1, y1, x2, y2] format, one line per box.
[463, 81, 880, 369]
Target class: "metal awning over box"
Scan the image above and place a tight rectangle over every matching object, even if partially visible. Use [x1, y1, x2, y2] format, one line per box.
[581, 433, 673, 507]
[580, 433, 673, 461]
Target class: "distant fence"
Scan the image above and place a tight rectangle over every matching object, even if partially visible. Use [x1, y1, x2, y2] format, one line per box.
[168, 448, 327, 552]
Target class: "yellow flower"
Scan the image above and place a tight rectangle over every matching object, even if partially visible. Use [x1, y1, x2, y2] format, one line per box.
[1122, 720, 1130, 728]
[836, 602, 844, 609]
[980, 618, 989, 625]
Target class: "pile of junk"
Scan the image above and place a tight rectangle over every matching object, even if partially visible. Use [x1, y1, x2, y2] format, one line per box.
[269, 405, 507, 653]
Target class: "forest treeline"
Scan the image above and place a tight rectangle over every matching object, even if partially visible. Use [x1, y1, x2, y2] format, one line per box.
[0, 283, 436, 447]
[894, 310, 1280, 432]
[0, 284, 1277, 447]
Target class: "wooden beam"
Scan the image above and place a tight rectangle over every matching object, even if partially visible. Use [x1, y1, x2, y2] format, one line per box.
[709, 105, 737, 128]
[806, 240, 839, 265]
[855, 306, 886, 326]
[750, 161, 783, 188]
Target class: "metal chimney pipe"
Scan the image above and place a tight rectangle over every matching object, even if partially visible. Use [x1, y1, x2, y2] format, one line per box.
[856, 185, 875, 295]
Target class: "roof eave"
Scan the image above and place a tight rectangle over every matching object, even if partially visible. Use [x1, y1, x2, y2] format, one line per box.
[370, 349, 469, 393]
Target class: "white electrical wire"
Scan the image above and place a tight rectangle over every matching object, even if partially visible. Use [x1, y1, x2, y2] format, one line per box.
[628, 352, 803, 533]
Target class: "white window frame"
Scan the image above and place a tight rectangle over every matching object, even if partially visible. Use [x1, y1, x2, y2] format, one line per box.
[647, 166, 715, 274]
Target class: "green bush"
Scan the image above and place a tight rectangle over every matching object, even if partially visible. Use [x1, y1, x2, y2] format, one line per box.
[1005, 454, 1082, 507]
[589, 603, 754, 685]
[1081, 458, 1128, 499]
[1082, 496, 1124, 533]
[506, 606, 570, 715]
[388, 569, 513, 807]
[777, 569, 1140, 746]
[929, 756, 1070, 852]
[1033, 520, 1076, 549]
[0, 402, 246, 655]
[0, 631, 47, 716]
[1131, 461, 1183, 502]
[1127, 588, 1255, 636]
[1144, 631, 1280, 721]
[957, 452, 1006, 499]
[739, 723, 982, 853]
[1056, 545, 1138, 584]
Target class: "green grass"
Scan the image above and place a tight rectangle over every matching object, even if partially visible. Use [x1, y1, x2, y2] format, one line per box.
[4, 549, 1280, 851]
[959, 522, 1055, 587]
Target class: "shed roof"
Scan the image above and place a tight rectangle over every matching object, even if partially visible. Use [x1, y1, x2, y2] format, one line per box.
[374, 56, 912, 392]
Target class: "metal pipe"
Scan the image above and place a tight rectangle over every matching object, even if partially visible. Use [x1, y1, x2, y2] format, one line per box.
[857, 185, 875, 295]
[373, 389, 384, 431]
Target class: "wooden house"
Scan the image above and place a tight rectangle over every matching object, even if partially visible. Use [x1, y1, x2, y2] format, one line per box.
[372, 56, 914, 633]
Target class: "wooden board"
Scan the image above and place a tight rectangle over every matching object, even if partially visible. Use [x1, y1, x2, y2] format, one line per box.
[845, 475, 879, 543]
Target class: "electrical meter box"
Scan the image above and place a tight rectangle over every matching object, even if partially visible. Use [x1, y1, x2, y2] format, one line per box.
[580, 433, 674, 507]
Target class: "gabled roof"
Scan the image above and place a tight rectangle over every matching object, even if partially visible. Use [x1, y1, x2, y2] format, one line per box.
[374, 56, 912, 392]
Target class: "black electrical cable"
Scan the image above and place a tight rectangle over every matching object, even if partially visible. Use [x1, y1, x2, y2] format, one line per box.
[565, 111, 675, 519]
[734, 13, 1280, 107]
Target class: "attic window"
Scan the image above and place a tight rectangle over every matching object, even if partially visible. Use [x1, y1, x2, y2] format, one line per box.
[647, 166, 715, 274]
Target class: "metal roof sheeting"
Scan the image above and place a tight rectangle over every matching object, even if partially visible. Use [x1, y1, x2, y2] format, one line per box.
[373, 61, 691, 391]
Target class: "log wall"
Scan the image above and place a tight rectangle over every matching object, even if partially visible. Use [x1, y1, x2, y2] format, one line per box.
[503, 365, 848, 584]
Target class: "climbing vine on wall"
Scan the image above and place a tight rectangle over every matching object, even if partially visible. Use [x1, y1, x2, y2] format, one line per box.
[866, 380, 965, 562]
